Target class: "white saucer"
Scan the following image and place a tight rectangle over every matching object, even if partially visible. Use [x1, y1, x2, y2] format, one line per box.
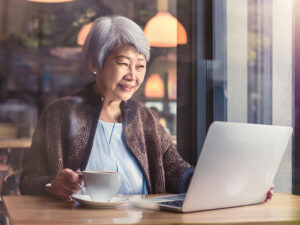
[72, 194, 128, 208]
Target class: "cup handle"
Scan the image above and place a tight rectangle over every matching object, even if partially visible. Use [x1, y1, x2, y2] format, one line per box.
[78, 170, 83, 179]
[76, 170, 85, 188]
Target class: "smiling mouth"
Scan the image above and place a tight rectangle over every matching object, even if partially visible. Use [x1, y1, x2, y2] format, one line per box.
[118, 84, 135, 92]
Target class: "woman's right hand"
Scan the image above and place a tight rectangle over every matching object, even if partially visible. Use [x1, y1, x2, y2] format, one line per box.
[46, 168, 82, 200]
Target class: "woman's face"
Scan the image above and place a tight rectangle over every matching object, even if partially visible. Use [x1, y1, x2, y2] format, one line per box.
[93, 45, 147, 102]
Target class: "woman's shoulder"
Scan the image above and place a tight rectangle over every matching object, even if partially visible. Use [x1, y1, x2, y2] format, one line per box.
[125, 100, 158, 121]
[43, 84, 96, 113]
[41, 89, 94, 121]
[44, 95, 80, 112]
[126, 100, 152, 113]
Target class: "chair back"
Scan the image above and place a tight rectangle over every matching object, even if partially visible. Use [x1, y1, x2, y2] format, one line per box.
[2, 169, 23, 195]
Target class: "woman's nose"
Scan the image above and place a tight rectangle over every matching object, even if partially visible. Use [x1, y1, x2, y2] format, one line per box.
[126, 66, 137, 79]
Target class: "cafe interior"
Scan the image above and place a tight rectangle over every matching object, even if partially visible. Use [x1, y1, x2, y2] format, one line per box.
[0, 0, 300, 224]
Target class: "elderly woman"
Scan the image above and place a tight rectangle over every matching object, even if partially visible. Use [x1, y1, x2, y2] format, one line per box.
[20, 16, 194, 199]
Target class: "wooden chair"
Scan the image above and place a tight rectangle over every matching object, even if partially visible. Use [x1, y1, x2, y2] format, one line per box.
[2, 169, 23, 195]
[0, 169, 22, 225]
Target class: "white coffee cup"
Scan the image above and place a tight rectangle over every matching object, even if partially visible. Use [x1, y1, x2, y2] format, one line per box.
[83, 171, 122, 202]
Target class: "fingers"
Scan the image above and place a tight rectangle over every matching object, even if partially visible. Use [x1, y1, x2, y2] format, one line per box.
[52, 190, 72, 200]
[74, 169, 84, 189]
[51, 179, 77, 198]
[267, 190, 274, 199]
[47, 168, 83, 200]
[60, 169, 81, 192]
[48, 181, 72, 200]
[62, 168, 80, 183]
[265, 186, 274, 202]
[53, 178, 79, 195]
[74, 169, 84, 184]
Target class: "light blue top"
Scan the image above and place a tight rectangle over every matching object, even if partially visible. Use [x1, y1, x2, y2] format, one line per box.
[85, 120, 148, 195]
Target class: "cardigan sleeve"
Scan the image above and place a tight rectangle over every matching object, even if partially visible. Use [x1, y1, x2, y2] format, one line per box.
[180, 167, 194, 193]
[157, 119, 194, 193]
[20, 103, 64, 195]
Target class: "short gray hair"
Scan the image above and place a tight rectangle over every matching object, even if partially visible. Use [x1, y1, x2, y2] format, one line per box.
[83, 16, 150, 70]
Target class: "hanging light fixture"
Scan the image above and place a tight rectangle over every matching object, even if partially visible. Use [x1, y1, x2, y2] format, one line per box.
[144, 0, 187, 47]
[77, 22, 93, 46]
[27, 0, 73, 3]
[145, 73, 165, 98]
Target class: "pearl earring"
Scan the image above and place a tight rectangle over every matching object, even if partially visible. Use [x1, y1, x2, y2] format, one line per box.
[92, 71, 97, 76]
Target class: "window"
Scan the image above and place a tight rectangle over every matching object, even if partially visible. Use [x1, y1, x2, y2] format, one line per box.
[209, 0, 293, 193]
[0, 0, 182, 139]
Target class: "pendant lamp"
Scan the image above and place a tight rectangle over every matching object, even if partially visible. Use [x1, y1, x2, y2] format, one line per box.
[77, 22, 93, 46]
[145, 73, 165, 98]
[144, 0, 187, 47]
[27, 0, 73, 3]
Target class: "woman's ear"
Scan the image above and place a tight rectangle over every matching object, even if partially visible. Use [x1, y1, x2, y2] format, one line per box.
[88, 61, 98, 74]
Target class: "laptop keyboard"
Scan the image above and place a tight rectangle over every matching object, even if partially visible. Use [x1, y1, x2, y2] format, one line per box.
[159, 200, 184, 208]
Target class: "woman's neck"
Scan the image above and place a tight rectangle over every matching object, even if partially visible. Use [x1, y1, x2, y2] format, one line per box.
[92, 84, 123, 122]
[100, 99, 122, 123]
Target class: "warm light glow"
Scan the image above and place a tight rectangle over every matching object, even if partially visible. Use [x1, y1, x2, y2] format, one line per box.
[77, 22, 93, 46]
[145, 73, 164, 98]
[27, 0, 73, 3]
[168, 67, 177, 100]
[144, 12, 188, 47]
[50, 47, 82, 60]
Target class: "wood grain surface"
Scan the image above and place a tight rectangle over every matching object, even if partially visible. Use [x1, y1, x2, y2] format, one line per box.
[3, 193, 300, 225]
[0, 138, 31, 149]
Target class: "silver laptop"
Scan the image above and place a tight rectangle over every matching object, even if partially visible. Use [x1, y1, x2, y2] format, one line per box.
[132, 121, 293, 212]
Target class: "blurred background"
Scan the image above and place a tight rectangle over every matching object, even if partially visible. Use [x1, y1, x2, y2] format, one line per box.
[0, 0, 181, 139]
[0, 1, 186, 209]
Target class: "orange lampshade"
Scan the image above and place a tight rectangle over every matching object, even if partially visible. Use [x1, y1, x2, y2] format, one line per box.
[144, 11, 187, 47]
[77, 22, 93, 46]
[168, 67, 177, 100]
[145, 73, 164, 98]
[27, 0, 73, 3]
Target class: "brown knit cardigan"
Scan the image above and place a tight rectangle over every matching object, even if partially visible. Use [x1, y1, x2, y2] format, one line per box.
[20, 83, 192, 195]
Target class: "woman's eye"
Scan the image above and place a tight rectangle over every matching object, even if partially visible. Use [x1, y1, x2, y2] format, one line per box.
[118, 62, 129, 66]
[138, 65, 145, 69]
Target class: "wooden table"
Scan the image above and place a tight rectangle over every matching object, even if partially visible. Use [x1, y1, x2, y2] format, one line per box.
[0, 138, 31, 149]
[2, 193, 300, 225]
[0, 138, 31, 194]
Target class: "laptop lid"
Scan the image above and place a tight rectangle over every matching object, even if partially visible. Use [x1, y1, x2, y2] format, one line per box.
[181, 121, 292, 212]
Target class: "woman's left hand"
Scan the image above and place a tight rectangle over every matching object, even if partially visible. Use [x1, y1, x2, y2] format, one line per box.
[265, 184, 274, 202]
